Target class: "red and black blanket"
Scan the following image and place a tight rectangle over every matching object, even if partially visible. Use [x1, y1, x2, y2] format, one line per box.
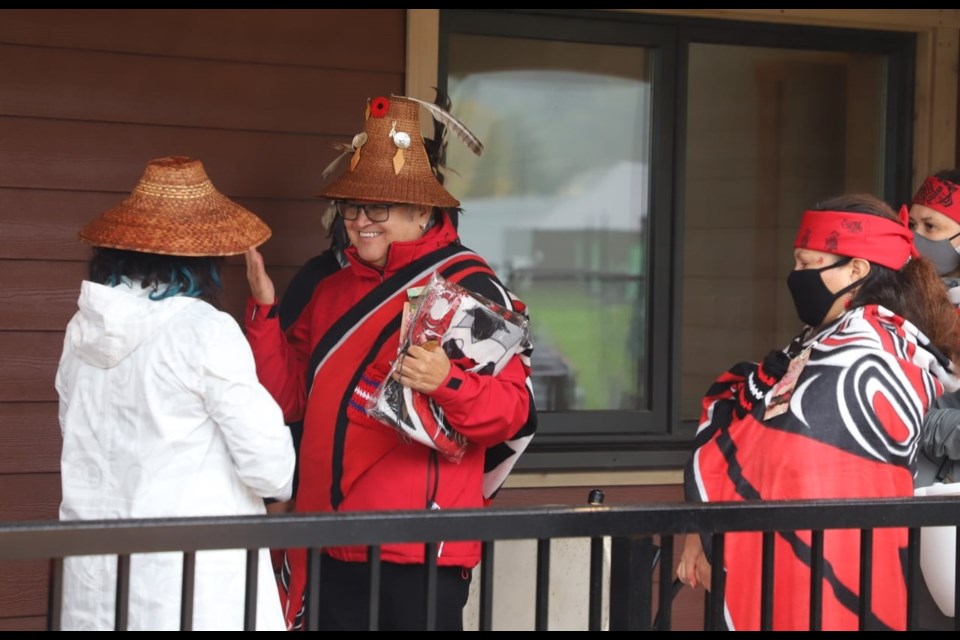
[685, 304, 958, 630]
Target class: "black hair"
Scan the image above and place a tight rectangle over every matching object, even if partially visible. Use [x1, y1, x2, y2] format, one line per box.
[89, 247, 225, 308]
[934, 168, 960, 186]
[820, 194, 960, 367]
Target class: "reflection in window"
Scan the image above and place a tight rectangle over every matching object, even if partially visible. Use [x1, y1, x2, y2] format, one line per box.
[446, 34, 653, 411]
[680, 43, 885, 420]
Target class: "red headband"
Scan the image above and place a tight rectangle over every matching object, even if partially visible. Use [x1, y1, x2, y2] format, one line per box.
[793, 207, 918, 271]
[913, 176, 960, 224]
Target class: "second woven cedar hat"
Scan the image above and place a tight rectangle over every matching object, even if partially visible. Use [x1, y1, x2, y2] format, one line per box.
[319, 95, 469, 209]
[79, 156, 271, 257]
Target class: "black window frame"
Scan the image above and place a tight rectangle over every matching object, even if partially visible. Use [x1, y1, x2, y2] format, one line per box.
[438, 8, 916, 472]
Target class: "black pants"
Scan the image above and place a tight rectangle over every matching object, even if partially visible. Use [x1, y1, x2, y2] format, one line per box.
[317, 554, 472, 631]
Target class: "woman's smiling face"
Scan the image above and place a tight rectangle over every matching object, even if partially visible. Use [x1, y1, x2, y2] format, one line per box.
[340, 201, 432, 268]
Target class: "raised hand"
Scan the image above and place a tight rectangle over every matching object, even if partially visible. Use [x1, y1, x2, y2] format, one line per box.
[244, 247, 276, 305]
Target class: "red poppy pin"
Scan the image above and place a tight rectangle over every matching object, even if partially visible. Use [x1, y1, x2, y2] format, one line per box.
[370, 96, 390, 118]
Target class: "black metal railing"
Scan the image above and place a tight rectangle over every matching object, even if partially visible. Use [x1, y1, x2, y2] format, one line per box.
[3, 496, 960, 631]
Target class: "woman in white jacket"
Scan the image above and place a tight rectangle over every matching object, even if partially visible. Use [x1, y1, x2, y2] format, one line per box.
[56, 156, 296, 631]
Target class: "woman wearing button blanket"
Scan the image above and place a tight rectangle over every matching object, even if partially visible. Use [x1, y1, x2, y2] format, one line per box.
[676, 194, 960, 630]
[243, 95, 537, 631]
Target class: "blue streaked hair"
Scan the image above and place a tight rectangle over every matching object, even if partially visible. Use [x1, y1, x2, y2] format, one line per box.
[89, 248, 225, 308]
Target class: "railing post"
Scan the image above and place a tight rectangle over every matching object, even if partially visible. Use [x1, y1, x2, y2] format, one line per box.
[367, 546, 381, 631]
[858, 529, 873, 631]
[609, 535, 656, 630]
[47, 557, 63, 632]
[115, 554, 130, 631]
[760, 531, 775, 630]
[653, 535, 676, 631]
[479, 541, 495, 631]
[180, 551, 196, 631]
[588, 489, 605, 632]
[535, 539, 551, 631]
[305, 548, 320, 631]
[954, 528, 960, 632]
[809, 530, 824, 631]
[243, 549, 259, 631]
[906, 527, 920, 631]
[707, 533, 725, 630]
[424, 542, 439, 632]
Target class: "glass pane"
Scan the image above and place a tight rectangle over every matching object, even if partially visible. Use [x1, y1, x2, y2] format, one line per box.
[446, 34, 653, 412]
[680, 43, 886, 420]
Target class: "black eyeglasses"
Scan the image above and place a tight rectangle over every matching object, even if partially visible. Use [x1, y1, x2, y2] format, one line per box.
[335, 201, 394, 222]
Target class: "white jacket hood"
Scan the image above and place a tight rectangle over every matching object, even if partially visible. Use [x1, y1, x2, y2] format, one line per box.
[68, 280, 197, 369]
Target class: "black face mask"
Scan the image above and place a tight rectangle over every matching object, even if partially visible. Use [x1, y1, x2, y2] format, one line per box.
[786, 257, 859, 327]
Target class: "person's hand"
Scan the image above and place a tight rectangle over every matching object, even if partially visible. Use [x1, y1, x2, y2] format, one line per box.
[393, 342, 451, 394]
[245, 247, 276, 305]
[735, 349, 791, 418]
[265, 499, 294, 515]
[677, 534, 712, 591]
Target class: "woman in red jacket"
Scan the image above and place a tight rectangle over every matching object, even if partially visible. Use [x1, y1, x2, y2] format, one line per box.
[244, 95, 537, 631]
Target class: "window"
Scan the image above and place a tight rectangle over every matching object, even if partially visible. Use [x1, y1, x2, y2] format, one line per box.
[439, 9, 915, 470]
[446, 36, 653, 414]
[681, 44, 889, 420]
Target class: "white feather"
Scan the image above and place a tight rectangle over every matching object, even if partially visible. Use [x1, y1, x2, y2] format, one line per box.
[395, 94, 484, 157]
[320, 150, 351, 182]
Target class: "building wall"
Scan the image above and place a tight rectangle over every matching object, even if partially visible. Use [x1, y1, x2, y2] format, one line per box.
[0, 9, 405, 628]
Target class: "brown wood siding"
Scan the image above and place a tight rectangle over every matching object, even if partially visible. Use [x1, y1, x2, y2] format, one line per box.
[0, 9, 404, 71]
[0, 404, 61, 474]
[1, 118, 343, 198]
[0, 9, 405, 628]
[0, 333, 62, 402]
[0, 44, 396, 133]
[0, 474, 61, 522]
[0, 190, 328, 266]
[0, 616, 47, 631]
[0, 561, 48, 623]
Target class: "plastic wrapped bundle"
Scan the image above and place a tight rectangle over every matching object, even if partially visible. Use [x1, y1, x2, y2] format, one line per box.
[368, 270, 530, 461]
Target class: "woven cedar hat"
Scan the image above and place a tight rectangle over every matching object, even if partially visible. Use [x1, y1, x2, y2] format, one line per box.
[79, 156, 271, 256]
[319, 95, 472, 208]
